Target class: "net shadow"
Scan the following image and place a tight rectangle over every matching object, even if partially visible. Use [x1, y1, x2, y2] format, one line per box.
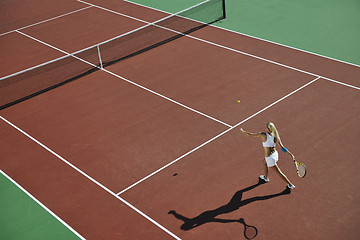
[0, 0, 225, 110]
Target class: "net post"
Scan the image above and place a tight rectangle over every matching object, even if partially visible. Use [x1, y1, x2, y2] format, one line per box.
[222, 0, 226, 19]
[97, 45, 103, 69]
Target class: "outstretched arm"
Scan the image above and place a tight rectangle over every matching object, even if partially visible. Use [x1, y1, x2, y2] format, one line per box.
[277, 140, 295, 160]
[240, 128, 263, 138]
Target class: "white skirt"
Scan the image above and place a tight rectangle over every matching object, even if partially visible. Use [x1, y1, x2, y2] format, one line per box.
[265, 150, 279, 167]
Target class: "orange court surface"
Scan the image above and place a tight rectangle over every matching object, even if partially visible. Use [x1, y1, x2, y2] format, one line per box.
[1, 0, 360, 239]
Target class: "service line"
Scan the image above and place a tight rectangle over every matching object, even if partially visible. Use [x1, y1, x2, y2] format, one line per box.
[0, 6, 92, 37]
[78, 0, 360, 91]
[117, 76, 321, 195]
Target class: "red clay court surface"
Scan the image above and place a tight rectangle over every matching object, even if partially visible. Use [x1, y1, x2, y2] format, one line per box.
[1, 0, 360, 239]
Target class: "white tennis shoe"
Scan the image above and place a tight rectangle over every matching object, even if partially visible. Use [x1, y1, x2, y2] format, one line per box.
[259, 175, 269, 182]
[287, 184, 296, 189]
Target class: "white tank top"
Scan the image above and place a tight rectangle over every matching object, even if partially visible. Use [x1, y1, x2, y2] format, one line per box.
[262, 133, 276, 147]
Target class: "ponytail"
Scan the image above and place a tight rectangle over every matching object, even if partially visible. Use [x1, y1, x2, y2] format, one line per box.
[267, 122, 281, 142]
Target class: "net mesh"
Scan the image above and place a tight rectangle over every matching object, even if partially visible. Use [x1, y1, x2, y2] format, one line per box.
[0, 0, 225, 110]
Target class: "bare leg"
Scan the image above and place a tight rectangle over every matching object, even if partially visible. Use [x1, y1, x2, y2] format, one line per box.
[264, 160, 269, 179]
[272, 164, 293, 186]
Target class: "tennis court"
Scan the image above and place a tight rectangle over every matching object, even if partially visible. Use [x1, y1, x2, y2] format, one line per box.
[1, 0, 359, 239]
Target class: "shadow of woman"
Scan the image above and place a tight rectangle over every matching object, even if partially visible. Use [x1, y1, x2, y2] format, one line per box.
[168, 179, 290, 231]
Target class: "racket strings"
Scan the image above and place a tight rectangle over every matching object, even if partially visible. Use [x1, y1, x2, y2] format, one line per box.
[244, 226, 258, 239]
[298, 164, 307, 177]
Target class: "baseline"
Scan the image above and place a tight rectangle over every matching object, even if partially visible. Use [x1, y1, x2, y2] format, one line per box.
[125, 0, 360, 68]
[4, 1, 359, 92]
[77, 0, 360, 90]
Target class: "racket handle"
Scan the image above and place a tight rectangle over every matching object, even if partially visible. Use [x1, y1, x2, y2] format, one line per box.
[294, 160, 298, 167]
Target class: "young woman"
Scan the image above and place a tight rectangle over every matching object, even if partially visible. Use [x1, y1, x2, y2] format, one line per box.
[240, 122, 295, 189]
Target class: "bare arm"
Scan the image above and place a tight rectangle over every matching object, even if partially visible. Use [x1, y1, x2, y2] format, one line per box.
[240, 128, 263, 138]
[277, 139, 295, 160]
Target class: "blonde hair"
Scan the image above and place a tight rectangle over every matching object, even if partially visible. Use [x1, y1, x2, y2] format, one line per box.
[267, 122, 281, 141]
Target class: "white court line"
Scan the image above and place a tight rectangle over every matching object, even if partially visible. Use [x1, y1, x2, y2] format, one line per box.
[15, 30, 100, 70]
[124, 0, 360, 69]
[77, 0, 148, 24]
[1, 0, 207, 81]
[8, 26, 360, 93]
[322, 78, 360, 91]
[212, 26, 360, 69]
[103, 69, 232, 127]
[1, 21, 152, 80]
[117, 76, 321, 195]
[0, 169, 86, 240]
[0, 6, 93, 37]
[6, 28, 320, 239]
[4, 1, 358, 91]
[0, 116, 181, 240]
[0, 54, 70, 80]
[2, 0, 212, 80]
[183, 35, 360, 91]
[14, 30, 232, 127]
[73, 0, 210, 55]
[16, 31, 80, 57]
[0, 2, 351, 238]
[77, 0, 360, 91]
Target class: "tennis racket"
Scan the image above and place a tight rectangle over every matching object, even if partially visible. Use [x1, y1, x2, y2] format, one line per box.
[294, 159, 307, 178]
[239, 218, 258, 239]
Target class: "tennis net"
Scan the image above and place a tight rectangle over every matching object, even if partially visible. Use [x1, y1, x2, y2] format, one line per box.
[0, 0, 226, 110]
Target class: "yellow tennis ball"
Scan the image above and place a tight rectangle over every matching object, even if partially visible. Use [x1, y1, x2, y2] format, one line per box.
[237, 100, 240, 103]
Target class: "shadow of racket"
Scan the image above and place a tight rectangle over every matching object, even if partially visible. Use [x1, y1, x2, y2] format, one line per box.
[238, 218, 258, 239]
